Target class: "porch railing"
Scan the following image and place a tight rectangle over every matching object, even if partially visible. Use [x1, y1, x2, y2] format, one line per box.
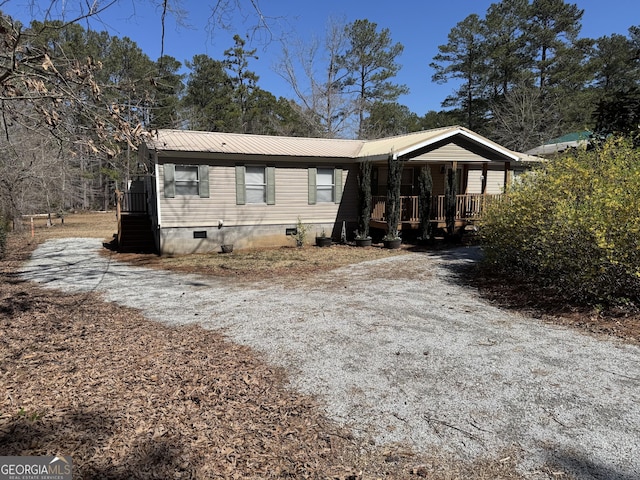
[371, 193, 503, 224]
[117, 191, 147, 213]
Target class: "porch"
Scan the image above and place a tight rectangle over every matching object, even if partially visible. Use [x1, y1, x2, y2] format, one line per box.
[369, 193, 503, 231]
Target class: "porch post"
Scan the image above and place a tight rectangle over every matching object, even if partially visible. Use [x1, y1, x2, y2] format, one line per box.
[462, 164, 469, 194]
[481, 163, 488, 195]
[504, 162, 512, 189]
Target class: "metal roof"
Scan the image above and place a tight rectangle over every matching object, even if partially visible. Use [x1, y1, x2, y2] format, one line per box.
[146, 129, 363, 158]
[357, 126, 455, 159]
[525, 131, 592, 156]
[145, 127, 535, 162]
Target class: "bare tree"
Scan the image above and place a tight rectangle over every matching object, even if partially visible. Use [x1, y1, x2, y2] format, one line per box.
[489, 83, 562, 151]
[0, 0, 275, 223]
[276, 17, 353, 138]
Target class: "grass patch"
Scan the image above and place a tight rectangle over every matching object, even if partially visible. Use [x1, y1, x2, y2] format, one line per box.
[17, 211, 117, 243]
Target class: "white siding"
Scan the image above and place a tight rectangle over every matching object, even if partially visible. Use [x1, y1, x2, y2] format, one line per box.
[410, 139, 506, 163]
[486, 167, 506, 194]
[158, 161, 357, 228]
[466, 169, 483, 194]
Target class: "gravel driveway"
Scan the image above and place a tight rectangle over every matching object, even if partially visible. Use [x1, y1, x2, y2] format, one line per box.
[20, 238, 640, 479]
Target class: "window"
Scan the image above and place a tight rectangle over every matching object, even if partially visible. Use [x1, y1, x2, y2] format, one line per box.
[308, 167, 342, 204]
[163, 164, 209, 198]
[245, 166, 266, 203]
[235, 165, 275, 205]
[316, 168, 335, 202]
[375, 167, 414, 195]
[401, 167, 414, 196]
[175, 165, 199, 196]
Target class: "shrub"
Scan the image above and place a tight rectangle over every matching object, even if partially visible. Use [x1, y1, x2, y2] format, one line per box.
[445, 167, 457, 236]
[385, 155, 402, 239]
[418, 166, 433, 240]
[292, 217, 309, 247]
[481, 137, 640, 306]
[356, 160, 372, 239]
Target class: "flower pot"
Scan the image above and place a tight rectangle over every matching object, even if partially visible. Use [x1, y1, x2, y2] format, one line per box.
[220, 244, 234, 253]
[315, 236, 332, 247]
[355, 237, 372, 247]
[383, 238, 401, 249]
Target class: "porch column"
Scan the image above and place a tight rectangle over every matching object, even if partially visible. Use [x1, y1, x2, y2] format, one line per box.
[462, 164, 469, 194]
[481, 163, 488, 194]
[504, 162, 512, 189]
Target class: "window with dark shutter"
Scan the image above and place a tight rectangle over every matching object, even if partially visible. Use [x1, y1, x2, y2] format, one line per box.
[237, 165, 276, 205]
[165, 164, 209, 198]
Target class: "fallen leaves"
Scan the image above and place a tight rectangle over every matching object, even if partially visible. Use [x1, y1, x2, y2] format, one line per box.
[2, 214, 529, 479]
[0, 281, 361, 478]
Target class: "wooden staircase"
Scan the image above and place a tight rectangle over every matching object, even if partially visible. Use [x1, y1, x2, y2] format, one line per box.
[118, 214, 156, 253]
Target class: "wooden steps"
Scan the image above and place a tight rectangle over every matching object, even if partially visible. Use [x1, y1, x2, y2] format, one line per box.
[118, 214, 156, 253]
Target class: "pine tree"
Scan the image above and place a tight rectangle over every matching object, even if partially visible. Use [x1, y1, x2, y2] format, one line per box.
[430, 14, 489, 131]
[340, 19, 408, 138]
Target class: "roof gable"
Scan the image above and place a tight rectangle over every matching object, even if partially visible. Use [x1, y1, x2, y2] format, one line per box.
[392, 126, 520, 162]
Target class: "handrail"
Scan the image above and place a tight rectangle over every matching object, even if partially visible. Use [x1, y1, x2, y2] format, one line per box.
[117, 192, 147, 213]
[371, 193, 502, 223]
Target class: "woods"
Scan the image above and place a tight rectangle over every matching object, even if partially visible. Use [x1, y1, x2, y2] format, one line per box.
[0, 0, 638, 229]
[431, 0, 640, 150]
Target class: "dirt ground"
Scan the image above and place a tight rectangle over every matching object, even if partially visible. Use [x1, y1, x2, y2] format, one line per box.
[3, 212, 639, 478]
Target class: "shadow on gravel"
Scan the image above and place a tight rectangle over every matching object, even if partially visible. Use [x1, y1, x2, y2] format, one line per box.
[546, 450, 638, 480]
[422, 245, 484, 279]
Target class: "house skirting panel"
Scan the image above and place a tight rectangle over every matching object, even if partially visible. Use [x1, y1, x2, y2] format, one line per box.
[159, 222, 339, 255]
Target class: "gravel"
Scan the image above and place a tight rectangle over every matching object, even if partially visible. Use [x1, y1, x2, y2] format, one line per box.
[20, 238, 640, 479]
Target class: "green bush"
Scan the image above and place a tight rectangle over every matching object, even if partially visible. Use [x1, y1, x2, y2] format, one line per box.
[481, 137, 640, 306]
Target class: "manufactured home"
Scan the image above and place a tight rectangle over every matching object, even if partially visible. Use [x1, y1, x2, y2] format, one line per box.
[116, 126, 538, 254]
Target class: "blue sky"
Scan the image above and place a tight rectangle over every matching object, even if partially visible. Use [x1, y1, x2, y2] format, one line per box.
[4, 0, 639, 114]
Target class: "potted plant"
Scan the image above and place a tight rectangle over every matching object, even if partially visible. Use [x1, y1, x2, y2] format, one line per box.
[382, 232, 401, 249]
[355, 233, 372, 247]
[355, 159, 373, 247]
[315, 228, 332, 247]
[384, 154, 402, 249]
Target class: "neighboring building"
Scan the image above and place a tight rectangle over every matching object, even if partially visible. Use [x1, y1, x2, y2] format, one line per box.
[117, 126, 539, 254]
[526, 131, 592, 157]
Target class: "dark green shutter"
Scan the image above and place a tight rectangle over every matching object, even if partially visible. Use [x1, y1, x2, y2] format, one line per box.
[164, 163, 175, 198]
[235, 165, 246, 205]
[308, 167, 317, 205]
[198, 165, 209, 198]
[334, 168, 343, 204]
[266, 166, 276, 205]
